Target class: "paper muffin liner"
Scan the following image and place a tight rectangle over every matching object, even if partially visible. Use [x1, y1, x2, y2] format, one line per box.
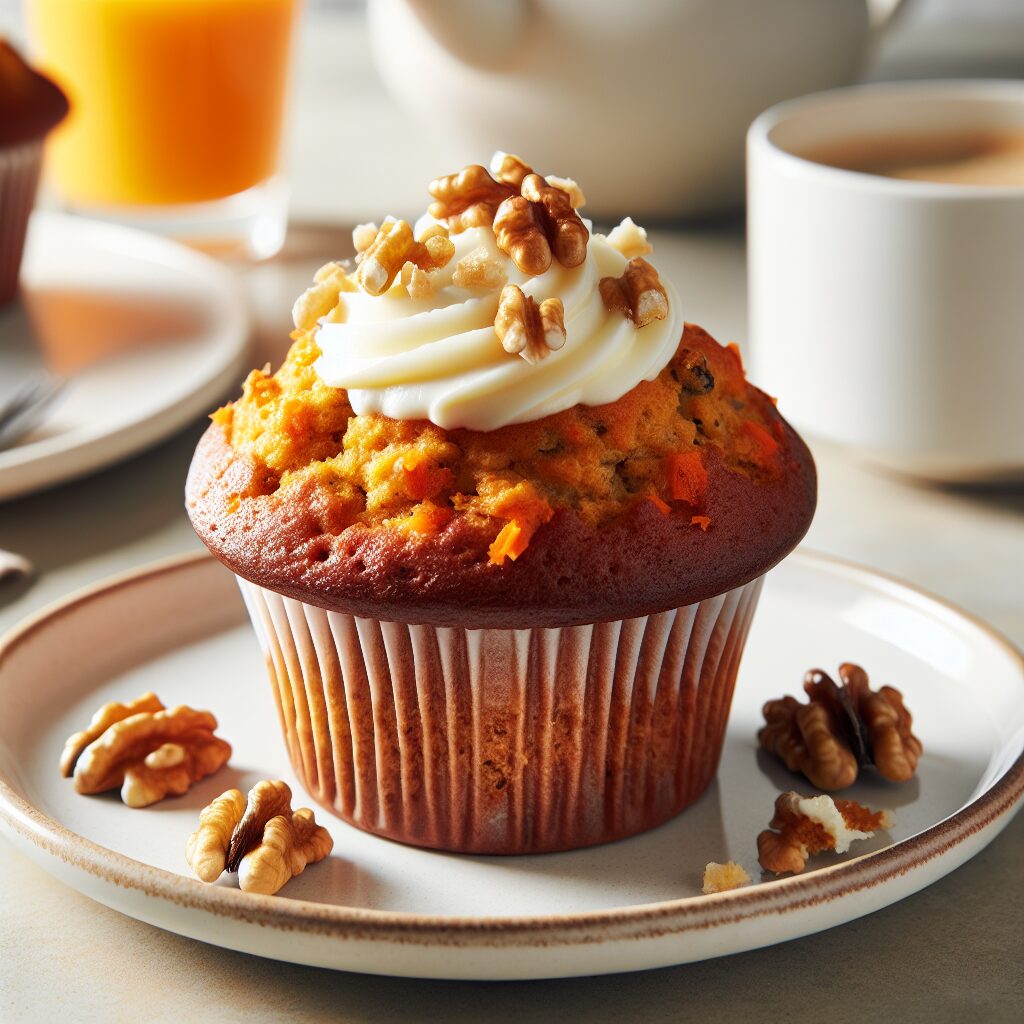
[236, 576, 764, 854]
[0, 140, 43, 306]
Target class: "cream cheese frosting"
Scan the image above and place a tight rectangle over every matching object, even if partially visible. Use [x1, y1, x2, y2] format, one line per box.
[313, 176, 683, 432]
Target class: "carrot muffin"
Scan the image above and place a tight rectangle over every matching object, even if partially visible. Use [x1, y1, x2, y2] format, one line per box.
[0, 39, 68, 305]
[187, 153, 816, 854]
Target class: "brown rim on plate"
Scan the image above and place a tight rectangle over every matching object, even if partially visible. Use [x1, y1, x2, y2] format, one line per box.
[0, 549, 1021, 948]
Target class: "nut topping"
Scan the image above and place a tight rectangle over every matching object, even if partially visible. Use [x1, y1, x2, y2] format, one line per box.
[545, 174, 586, 210]
[489, 150, 534, 187]
[757, 791, 893, 875]
[452, 246, 508, 289]
[61, 694, 231, 808]
[493, 195, 552, 275]
[494, 284, 566, 364]
[428, 163, 517, 234]
[356, 219, 455, 297]
[401, 261, 435, 299]
[599, 257, 669, 327]
[352, 222, 379, 253]
[520, 173, 588, 269]
[759, 663, 922, 790]
[293, 262, 356, 330]
[605, 216, 652, 258]
[185, 780, 333, 895]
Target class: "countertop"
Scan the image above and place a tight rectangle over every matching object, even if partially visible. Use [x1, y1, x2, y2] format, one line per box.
[1, 11, 1022, 1024]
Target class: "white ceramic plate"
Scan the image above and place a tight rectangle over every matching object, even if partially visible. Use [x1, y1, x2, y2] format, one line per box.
[0, 550, 1020, 980]
[0, 213, 249, 502]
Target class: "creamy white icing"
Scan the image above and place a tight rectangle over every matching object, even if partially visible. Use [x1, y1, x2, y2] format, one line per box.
[313, 220, 683, 432]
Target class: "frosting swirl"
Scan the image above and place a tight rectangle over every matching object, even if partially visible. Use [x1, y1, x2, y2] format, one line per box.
[314, 216, 682, 432]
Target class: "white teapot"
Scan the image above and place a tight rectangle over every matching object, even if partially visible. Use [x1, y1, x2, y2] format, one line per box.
[367, 0, 904, 219]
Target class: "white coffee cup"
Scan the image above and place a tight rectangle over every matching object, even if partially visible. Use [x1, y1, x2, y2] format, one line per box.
[747, 81, 1024, 482]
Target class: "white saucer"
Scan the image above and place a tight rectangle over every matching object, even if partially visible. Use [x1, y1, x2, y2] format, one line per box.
[0, 213, 249, 501]
[0, 550, 1020, 980]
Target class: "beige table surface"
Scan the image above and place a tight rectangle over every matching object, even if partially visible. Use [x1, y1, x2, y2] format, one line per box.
[2, 11, 1023, 1024]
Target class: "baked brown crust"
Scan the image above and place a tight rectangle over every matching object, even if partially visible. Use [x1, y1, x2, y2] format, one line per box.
[187, 406, 815, 629]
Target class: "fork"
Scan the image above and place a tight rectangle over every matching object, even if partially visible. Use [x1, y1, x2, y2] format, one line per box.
[0, 370, 65, 451]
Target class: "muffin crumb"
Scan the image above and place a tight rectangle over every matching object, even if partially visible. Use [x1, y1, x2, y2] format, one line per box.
[702, 861, 751, 894]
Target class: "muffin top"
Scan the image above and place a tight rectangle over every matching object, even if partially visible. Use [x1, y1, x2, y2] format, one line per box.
[0, 39, 68, 147]
[187, 154, 815, 627]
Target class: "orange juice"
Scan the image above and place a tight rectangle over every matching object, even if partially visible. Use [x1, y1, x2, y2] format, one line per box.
[28, 0, 297, 207]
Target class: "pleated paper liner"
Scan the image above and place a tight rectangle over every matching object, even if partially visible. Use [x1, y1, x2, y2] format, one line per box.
[238, 576, 763, 855]
[0, 140, 43, 305]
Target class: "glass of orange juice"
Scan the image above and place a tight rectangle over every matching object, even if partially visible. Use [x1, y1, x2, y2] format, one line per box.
[26, 0, 299, 259]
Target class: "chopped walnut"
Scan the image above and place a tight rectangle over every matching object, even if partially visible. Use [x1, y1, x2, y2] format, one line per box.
[352, 222, 379, 254]
[605, 216, 652, 258]
[356, 219, 455, 296]
[757, 791, 893, 875]
[494, 284, 566, 364]
[489, 150, 533, 187]
[293, 262, 357, 330]
[702, 861, 751, 894]
[599, 257, 669, 327]
[61, 694, 231, 808]
[545, 174, 586, 210]
[185, 780, 333, 895]
[452, 246, 508, 289]
[415, 221, 450, 244]
[428, 163, 517, 233]
[401, 261, 435, 299]
[356, 219, 415, 296]
[759, 663, 922, 790]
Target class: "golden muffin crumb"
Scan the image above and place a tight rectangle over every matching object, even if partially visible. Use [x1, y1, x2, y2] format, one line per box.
[702, 861, 752, 894]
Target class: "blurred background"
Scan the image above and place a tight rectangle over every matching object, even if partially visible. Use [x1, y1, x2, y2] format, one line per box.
[3, 0, 1024, 228]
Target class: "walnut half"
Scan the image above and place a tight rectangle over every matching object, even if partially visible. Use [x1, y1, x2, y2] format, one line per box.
[759, 663, 923, 790]
[185, 780, 333, 895]
[61, 693, 231, 808]
[494, 285, 566, 365]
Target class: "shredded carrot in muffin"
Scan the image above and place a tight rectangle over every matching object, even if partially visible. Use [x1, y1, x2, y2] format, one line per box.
[666, 451, 708, 507]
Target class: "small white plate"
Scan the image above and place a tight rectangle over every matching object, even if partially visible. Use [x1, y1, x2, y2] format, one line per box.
[0, 550, 1020, 980]
[0, 213, 249, 502]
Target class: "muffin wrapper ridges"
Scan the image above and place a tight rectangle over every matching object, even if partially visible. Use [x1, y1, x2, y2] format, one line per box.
[238, 576, 763, 855]
[0, 141, 43, 306]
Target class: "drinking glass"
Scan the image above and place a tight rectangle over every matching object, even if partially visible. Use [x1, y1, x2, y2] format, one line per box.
[26, 0, 299, 259]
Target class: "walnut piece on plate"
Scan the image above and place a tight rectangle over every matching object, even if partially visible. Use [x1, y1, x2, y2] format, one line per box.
[759, 662, 923, 790]
[186, 780, 333, 895]
[60, 692, 231, 808]
[757, 791, 893, 875]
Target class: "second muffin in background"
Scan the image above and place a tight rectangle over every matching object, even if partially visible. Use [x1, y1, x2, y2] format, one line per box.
[187, 153, 816, 854]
